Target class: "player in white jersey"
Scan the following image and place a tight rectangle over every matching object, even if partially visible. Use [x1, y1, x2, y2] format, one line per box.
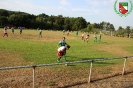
[57, 45, 70, 62]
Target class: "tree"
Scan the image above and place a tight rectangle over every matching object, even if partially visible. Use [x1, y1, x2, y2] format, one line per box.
[70, 17, 87, 31]
[109, 24, 115, 36]
[0, 9, 9, 17]
[0, 16, 8, 26]
[64, 17, 71, 30]
[94, 23, 100, 29]
[8, 14, 18, 26]
[116, 26, 125, 37]
[125, 26, 130, 34]
[130, 27, 133, 38]
[47, 15, 55, 29]
[54, 15, 64, 30]
[69, 17, 76, 31]
[99, 21, 105, 29]
[0, 9, 118, 32]
[110, 24, 115, 31]
[87, 24, 94, 32]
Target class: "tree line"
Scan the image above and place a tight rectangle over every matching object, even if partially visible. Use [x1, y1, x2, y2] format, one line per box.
[0, 9, 133, 37]
[0, 9, 114, 31]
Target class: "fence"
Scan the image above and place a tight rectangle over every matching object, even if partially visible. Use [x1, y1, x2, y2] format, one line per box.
[0, 56, 133, 88]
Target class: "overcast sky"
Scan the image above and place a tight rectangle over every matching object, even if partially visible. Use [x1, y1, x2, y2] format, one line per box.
[0, 0, 133, 30]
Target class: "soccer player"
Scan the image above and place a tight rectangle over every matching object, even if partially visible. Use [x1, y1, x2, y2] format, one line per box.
[39, 29, 42, 37]
[81, 32, 85, 41]
[19, 27, 22, 34]
[76, 31, 78, 36]
[11, 26, 14, 34]
[57, 45, 70, 62]
[62, 30, 65, 35]
[98, 34, 102, 42]
[67, 30, 69, 36]
[94, 34, 97, 42]
[3, 27, 8, 37]
[58, 37, 67, 47]
[85, 34, 90, 43]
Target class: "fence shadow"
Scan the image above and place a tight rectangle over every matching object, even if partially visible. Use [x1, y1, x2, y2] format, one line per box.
[81, 58, 117, 65]
[0, 56, 132, 88]
[58, 71, 133, 88]
[124, 85, 133, 88]
[58, 81, 88, 88]
[91, 71, 133, 83]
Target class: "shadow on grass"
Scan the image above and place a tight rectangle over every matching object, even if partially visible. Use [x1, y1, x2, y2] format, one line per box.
[81, 57, 112, 60]
[81, 58, 116, 65]
[66, 64, 76, 66]
[66, 56, 78, 62]
[58, 81, 88, 88]
[124, 84, 133, 88]
[91, 71, 133, 82]
[58, 71, 133, 88]
[66, 57, 117, 66]
[57, 57, 133, 87]
[94, 61, 116, 65]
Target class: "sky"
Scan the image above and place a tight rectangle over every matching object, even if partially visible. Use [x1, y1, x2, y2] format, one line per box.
[0, 0, 133, 30]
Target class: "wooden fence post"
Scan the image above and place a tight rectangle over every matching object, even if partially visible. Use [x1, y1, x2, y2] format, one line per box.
[122, 57, 127, 76]
[88, 60, 93, 83]
[32, 66, 36, 88]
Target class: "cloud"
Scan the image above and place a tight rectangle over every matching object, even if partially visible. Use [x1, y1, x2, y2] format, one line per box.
[71, 8, 91, 12]
[0, 0, 69, 15]
[71, 8, 100, 15]
[86, 0, 115, 6]
[89, 0, 100, 6]
[60, 0, 71, 5]
[0, 0, 37, 13]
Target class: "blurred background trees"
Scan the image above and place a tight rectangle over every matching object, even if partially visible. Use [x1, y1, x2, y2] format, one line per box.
[0, 9, 133, 38]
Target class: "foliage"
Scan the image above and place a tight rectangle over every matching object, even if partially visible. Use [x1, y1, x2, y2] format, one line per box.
[0, 9, 115, 32]
[0, 9, 132, 37]
[0, 9, 88, 30]
[114, 26, 132, 37]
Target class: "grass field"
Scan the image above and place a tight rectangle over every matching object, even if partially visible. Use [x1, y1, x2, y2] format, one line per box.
[1, 28, 133, 88]
[0, 28, 133, 67]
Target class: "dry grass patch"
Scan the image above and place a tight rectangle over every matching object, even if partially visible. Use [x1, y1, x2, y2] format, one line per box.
[93, 44, 133, 56]
[0, 60, 133, 88]
[0, 50, 24, 67]
[102, 35, 132, 42]
[0, 50, 35, 67]
[0, 29, 77, 42]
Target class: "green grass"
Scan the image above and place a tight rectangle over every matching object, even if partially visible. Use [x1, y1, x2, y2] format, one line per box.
[0, 29, 133, 68]
[0, 38, 115, 63]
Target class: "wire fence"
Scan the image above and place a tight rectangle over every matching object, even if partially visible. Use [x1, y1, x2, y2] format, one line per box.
[0, 56, 133, 88]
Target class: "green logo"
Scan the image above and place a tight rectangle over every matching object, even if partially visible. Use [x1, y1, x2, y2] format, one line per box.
[114, 0, 133, 17]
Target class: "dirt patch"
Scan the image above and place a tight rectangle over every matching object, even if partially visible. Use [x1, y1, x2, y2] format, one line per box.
[0, 50, 35, 67]
[1, 30, 77, 42]
[0, 59, 133, 88]
[0, 50, 25, 67]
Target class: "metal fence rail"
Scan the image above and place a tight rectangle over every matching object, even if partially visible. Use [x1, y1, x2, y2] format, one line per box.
[0, 56, 133, 88]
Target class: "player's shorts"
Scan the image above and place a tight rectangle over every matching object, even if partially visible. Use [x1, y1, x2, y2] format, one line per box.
[57, 51, 66, 57]
[86, 38, 88, 40]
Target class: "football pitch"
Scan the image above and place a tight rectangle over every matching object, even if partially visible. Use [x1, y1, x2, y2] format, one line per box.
[0, 29, 133, 67]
